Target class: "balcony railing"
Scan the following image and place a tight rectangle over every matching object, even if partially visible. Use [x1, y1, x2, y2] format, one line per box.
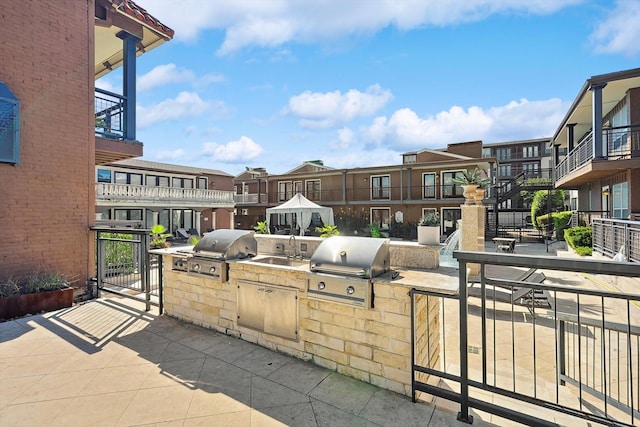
[96, 183, 235, 205]
[236, 184, 472, 205]
[412, 251, 640, 426]
[95, 88, 126, 140]
[556, 125, 640, 181]
[234, 193, 267, 204]
[593, 218, 640, 262]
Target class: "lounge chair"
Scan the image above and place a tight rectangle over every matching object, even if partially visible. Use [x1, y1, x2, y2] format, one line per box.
[468, 267, 552, 315]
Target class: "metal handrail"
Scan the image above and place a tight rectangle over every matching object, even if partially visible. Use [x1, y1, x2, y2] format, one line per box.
[411, 250, 640, 426]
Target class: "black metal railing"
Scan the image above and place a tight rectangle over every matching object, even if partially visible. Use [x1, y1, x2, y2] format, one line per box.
[593, 218, 640, 262]
[95, 88, 126, 139]
[93, 227, 162, 312]
[556, 125, 640, 181]
[411, 251, 640, 426]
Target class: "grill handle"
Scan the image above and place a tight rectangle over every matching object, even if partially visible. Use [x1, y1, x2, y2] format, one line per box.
[310, 263, 367, 277]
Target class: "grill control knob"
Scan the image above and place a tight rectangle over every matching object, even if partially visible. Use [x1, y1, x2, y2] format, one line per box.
[193, 263, 200, 271]
[209, 266, 216, 274]
[317, 281, 326, 290]
[346, 286, 355, 295]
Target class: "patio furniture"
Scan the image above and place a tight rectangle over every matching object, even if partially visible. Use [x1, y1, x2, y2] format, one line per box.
[468, 267, 552, 315]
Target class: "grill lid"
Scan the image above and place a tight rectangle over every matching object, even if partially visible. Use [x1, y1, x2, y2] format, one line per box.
[310, 236, 390, 278]
[192, 229, 257, 260]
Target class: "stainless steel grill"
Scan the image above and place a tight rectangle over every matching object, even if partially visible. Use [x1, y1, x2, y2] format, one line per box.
[307, 236, 390, 308]
[172, 229, 257, 282]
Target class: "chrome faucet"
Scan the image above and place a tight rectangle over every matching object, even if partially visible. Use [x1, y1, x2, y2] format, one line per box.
[288, 235, 302, 259]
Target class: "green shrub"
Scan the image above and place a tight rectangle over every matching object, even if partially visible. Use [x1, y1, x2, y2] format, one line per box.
[564, 226, 592, 256]
[531, 190, 565, 229]
[253, 221, 270, 234]
[564, 226, 592, 248]
[316, 224, 340, 237]
[574, 246, 593, 256]
[536, 211, 572, 240]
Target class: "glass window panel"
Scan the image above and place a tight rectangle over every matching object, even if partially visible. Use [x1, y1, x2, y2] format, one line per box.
[115, 172, 127, 184]
[130, 174, 142, 185]
[97, 169, 111, 183]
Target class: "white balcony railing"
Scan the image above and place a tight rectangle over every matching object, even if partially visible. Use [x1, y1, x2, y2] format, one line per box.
[234, 193, 267, 204]
[95, 183, 234, 205]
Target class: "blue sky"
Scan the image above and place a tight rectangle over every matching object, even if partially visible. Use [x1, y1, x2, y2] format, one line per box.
[97, 0, 640, 176]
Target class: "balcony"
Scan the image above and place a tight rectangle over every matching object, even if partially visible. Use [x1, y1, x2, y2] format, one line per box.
[96, 183, 235, 208]
[555, 125, 640, 187]
[234, 193, 268, 204]
[94, 88, 142, 165]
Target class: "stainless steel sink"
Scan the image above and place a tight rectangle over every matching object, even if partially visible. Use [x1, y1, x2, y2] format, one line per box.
[249, 256, 308, 268]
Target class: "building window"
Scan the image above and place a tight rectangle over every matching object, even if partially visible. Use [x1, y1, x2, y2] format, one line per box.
[0, 82, 20, 164]
[97, 169, 112, 183]
[198, 177, 207, 189]
[371, 208, 390, 229]
[482, 147, 492, 158]
[172, 209, 194, 232]
[498, 164, 512, 178]
[403, 154, 417, 164]
[278, 181, 293, 201]
[147, 175, 171, 187]
[496, 148, 511, 160]
[306, 179, 321, 201]
[371, 175, 390, 200]
[115, 172, 142, 185]
[114, 209, 142, 221]
[612, 182, 629, 219]
[441, 171, 464, 198]
[422, 173, 436, 199]
[173, 177, 193, 188]
[523, 145, 539, 158]
[294, 181, 303, 194]
[522, 162, 539, 175]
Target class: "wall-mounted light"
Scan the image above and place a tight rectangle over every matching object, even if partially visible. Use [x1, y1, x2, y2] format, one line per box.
[602, 190, 610, 196]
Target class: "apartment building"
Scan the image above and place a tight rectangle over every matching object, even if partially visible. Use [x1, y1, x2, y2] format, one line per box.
[95, 159, 235, 233]
[552, 67, 640, 220]
[0, 0, 172, 284]
[234, 141, 495, 237]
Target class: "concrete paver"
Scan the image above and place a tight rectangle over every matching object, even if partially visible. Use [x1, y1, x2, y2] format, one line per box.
[0, 295, 482, 427]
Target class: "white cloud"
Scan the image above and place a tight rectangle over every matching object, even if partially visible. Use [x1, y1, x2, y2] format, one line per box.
[136, 0, 581, 54]
[201, 136, 264, 162]
[286, 84, 393, 128]
[95, 78, 117, 92]
[362, 98, 569, 149]
[156, 148, 185, 160]
[138, 64, 195, 92]
[137, 91, 210, 128]
[331, 127, 357, 149]
[590, 0, 640, 57]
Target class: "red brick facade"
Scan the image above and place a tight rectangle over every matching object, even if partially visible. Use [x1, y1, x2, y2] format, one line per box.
[0, 1, 94, 285]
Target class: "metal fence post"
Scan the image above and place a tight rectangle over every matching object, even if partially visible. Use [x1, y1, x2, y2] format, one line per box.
[457, 259, 473, 424]
[96, 232, 104, 298]
[558, 320, 566, 386]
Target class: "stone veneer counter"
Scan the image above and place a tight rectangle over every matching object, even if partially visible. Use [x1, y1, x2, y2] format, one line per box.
[157, 238, 456, 397]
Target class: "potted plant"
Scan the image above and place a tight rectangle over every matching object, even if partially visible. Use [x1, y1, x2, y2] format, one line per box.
[150, 224, 172, 248]
[0, 272, 74, 320]
[253, 220, 270, 234]
[316, 224, 340, 237]
[452, 168, 489, 204]
[417, 212, 441, 245]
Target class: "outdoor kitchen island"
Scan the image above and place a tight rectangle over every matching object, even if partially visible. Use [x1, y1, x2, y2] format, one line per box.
[158, 233, 456, 396]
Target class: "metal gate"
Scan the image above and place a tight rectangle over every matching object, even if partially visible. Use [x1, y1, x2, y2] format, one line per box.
[93, 227, 162, 313]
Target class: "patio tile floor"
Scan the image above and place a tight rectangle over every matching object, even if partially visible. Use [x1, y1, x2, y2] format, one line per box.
[0, 295, 495, 427]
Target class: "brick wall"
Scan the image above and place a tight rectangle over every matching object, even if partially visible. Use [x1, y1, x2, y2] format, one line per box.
[0, 1, 93, 285]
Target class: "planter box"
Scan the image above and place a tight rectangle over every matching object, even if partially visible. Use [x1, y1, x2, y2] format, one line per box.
[0, 287, 74, 320]
[417, 226, 440, 245]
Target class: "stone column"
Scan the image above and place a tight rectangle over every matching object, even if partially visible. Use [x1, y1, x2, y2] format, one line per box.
[460, 204, 485, 276]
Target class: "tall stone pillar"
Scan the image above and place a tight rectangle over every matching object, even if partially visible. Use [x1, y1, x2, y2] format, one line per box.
[460, 204, 485, 276]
